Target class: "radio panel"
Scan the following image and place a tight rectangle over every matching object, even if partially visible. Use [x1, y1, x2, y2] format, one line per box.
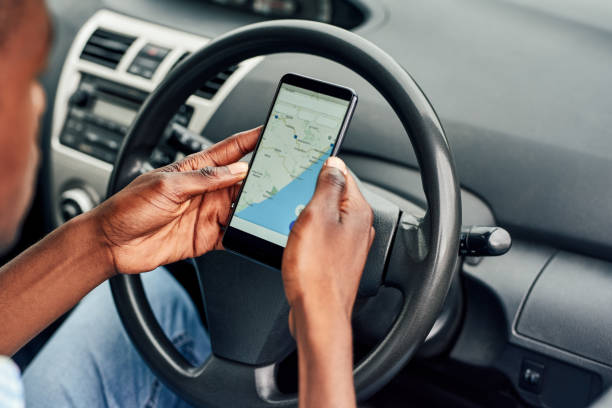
[50, 10, 262, 226]
[58, 74, 193, 164]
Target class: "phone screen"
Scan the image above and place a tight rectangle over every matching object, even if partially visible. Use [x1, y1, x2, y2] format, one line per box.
[228, 82, 353, 247]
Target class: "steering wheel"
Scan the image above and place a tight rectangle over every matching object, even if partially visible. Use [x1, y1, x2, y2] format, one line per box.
[108, 20, 460, 407]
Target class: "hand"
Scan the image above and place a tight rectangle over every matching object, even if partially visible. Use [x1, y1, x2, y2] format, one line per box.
[282, 157, 375, 334]
[91, 127, 261, 275]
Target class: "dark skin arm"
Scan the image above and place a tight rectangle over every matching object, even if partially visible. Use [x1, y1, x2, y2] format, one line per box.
[283, 157, 375, 408]
[0, 127, 260, 355]
[0, 214, 114, 355]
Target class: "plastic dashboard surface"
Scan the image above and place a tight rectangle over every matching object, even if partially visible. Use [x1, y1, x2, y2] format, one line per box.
[517, 252, 612, 367]
[44, 0, 612, 260]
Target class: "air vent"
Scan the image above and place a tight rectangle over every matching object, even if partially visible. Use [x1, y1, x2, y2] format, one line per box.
[196, 65, 238, 99]
[169, 53, 238, 100]
[80, 29, 135, 69]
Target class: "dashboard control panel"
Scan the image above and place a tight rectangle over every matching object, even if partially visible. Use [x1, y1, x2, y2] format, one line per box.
[127, 43, 171, 79]
[59, 74, 193, 165]
[50, 10, 262, 226]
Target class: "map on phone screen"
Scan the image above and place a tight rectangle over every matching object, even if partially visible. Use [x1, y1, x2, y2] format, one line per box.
[229, 83, 351, 247]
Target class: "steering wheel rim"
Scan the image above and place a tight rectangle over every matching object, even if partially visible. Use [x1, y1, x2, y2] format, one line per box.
[108, 19, 460, 407]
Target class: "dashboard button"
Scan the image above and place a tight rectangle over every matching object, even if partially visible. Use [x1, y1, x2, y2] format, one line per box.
[150, 149, 173, 168]
[519, 359, 545, 394]
[85, 131, 102, 144]
[128, 64, 144, 76]
[175, 115, 189, 126]
[77, 142, 115, 163]
[77, 142, 95, 155]
[142, 44, 170, 60]
[71, 108, 86, 119]
[84, 129, 121, 151]
[66, 119, 85, 133]
[60, 132, 78, 147]
[189, 139, 202, 153]
[69, 89, 92, 107]
[106, 122, 119, 132]
[133, 56, 160, 70]
[101, 138, 120, 151]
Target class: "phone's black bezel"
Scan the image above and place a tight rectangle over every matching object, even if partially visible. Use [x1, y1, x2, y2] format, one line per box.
[222, 73, 358, 270]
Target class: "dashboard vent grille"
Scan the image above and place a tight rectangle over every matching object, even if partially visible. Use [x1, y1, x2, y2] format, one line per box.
[169, 53, 238, 100]
[196, 65, 238, 99]
[80, 29, 135, 69]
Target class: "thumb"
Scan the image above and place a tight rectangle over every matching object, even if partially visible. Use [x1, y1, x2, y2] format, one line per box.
[308, 157, 348, 219]
[170, 161, 249, 200]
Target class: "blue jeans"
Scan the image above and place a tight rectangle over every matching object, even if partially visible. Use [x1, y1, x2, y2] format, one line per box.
[22, 268, 211, 407]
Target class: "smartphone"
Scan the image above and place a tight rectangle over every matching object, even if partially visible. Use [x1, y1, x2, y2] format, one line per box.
[222, 73, 358, 269]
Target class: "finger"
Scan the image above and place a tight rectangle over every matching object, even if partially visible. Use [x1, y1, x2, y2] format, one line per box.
[342, 170, 370, 214]
[204, 126, 262, 166]
[368, 226, 376, 249]
[338, 169, 375, 235]
[342, 169, 366, 208]
[215, 182, 243, 227]
[229, 181, 244, 203]
[307, 157, 348, 221]
[167, 161, 249, 201]
[166, 127, 262, 172]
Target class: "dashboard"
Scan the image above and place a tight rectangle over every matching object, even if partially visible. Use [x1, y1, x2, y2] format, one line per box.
[41, 0, 612, 406]
[50, 10, 262, 225]
[204, 0, 364, 28]
[210, 0, 335, 22]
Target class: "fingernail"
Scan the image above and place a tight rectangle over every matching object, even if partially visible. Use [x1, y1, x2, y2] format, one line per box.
[227, 161, 248, 175]
[325, 157, 347, 175]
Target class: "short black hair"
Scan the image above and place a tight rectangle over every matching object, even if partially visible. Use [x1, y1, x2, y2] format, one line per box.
[0, 0, 27, 49]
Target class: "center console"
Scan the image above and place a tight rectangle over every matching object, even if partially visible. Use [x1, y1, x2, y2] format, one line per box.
[50, 10, 261, 226]
[60, 73, 192, 165]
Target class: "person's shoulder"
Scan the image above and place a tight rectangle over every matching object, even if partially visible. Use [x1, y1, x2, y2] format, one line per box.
[0, 356, 25, 408]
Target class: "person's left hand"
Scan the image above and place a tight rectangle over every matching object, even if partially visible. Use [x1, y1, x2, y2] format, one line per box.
[90, 126, 261, 275]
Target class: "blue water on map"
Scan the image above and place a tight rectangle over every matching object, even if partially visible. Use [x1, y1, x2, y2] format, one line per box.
[236, 147, 333, 236]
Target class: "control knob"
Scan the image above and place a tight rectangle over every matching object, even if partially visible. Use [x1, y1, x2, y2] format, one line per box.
[459, 226, 511, 257]
[59, 188, 96, 222]
[69, 89, 93, 108]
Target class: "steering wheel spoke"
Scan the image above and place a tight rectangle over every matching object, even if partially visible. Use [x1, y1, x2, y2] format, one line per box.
[189, 356, 295, 407]
[194, 250, 295, 366]
[384, 211, 432, 289]
[150, 354, 295, 407]
[356, 183, 401, 296]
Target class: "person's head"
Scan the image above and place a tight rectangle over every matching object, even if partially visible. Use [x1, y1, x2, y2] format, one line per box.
[0, 0, 51, 253]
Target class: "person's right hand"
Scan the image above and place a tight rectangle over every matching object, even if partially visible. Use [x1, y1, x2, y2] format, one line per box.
[282, 157, 375, 334]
